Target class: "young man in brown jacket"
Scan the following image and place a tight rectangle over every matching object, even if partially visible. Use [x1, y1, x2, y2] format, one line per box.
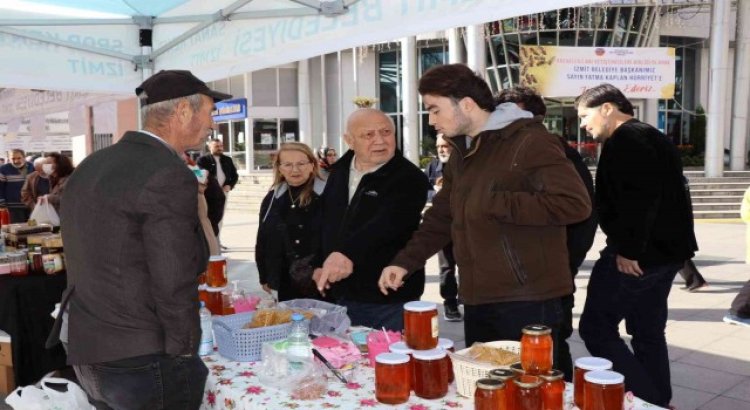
[379, 64, 591, 348]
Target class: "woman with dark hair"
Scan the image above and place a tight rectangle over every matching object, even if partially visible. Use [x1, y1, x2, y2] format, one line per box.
[42, 152, 75, 212]
[316, 146, 337, 177]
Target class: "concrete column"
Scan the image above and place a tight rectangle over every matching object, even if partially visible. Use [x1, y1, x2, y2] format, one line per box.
[731, 0, 750, 170]
[447, 27, 464, 64]
[320, 55, 328, 149]
[401, 36, 419, 165]
[297, 59, 313, 147]
[705, 0, 731, 177]
[465, 24, 486, 74]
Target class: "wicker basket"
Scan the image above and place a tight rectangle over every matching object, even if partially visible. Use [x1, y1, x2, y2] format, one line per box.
[212, 312, 293, 362]
[448, 340, 522, 397]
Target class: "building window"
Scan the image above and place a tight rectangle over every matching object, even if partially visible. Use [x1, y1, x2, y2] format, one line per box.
[658, 37, 697, 146]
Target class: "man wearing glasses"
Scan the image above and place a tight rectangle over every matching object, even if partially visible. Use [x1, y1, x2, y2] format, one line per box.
[313, 108, 430, 331]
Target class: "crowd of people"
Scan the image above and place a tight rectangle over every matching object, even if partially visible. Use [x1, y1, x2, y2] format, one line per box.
[32, 65, 750, 410]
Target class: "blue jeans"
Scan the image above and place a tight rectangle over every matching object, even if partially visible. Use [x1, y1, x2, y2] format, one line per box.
[73, 354, 207, 410]
[579, 248, 681, 407]
[338, 299, 408, 331]
[463, 298, 563, 348]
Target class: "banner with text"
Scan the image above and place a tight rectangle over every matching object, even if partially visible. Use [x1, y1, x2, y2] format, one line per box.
[520, 46, 675, 99]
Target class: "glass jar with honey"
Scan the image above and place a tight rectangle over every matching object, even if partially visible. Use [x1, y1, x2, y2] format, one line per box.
[438, 338, 455, 383]
[521, 324, 553, 375]
[510, 362, 526, 377]
[412, 348, 449, 399]
[515, 374, 543, 410]
[403, 301, 438, 350]
[539, 369, 564, 410]
[375, 352, 411, 405]
[388, 341, 414, 391]
[207, 255, 228, 287]
[489, 368, 517, 410]
[574, 357, 612, 409]
[583, 370, 624, 410]
[475, 378, 507, 410]
[205, 286, 226, 315]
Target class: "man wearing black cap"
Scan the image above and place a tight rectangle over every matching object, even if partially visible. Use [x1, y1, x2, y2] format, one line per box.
[47, 70, 231, 409]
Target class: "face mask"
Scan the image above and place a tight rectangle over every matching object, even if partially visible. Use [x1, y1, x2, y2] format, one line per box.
[42, 164, 55, 175]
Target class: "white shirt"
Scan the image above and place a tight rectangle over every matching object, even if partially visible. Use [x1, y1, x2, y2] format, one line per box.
[214, 155, 226, 187]
[348, 155, 386, 203]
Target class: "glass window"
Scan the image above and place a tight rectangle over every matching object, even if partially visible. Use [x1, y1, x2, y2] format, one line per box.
[252, 69, 277, 106]
[520, 32, 538, 45]
[279, 68, 298, 106]
[420, 46, 445, 74]
[559, 31, 576, 46]
[577, 30, 594, 46]
[379, 51, 400, 114]
[231, 120, 246, 171]
[281, 119, 299, 144]
[539, 31, 556, 46]
[216, 122, 230, 148]
[253, 118, 278, 169]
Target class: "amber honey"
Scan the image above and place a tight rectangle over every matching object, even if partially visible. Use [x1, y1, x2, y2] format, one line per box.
[375, 353, 411, 405]
[438, 338, 455, 383]
[574, 357, 612, 409]
[540, 370, 564, 410]
[583, 370, 624, 410]
[489, 368, 517, 410]
[388, 341, 414, 391]
[403, 301, 438, 350]
[521, 325, 553, 376]
[205, 286, 225, 315]
[412, 348, 448, 399]
[206, 255, 227, 287]
[515, 375, 543, 410]
[475, 378, 507, 410]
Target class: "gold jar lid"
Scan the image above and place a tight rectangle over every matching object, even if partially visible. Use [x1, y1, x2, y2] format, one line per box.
[509, 362, 525, 375]
[476, 378, 505, 391]
[488, 368, 515, 381]
[522, 324, 551, 336]
[539, 369, 564, 382]
[515, 375, 543, 389]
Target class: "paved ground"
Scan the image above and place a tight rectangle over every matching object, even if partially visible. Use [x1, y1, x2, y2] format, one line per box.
[3, 210, 748, 409]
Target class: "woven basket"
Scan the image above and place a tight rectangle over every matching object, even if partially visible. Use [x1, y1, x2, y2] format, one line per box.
[212, 312, 293, 362]
[448, 340, 521, 397]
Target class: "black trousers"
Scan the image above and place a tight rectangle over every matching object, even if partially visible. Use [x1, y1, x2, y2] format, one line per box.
[437, 243, 458, 307]
[678, 259, 706, 287]
[579, 248, 681, 407]
[730, 279, 750, 318]
[463, 298, 563, 349]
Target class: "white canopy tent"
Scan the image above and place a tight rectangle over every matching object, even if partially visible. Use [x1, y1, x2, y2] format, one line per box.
[0, 0, 595, 97]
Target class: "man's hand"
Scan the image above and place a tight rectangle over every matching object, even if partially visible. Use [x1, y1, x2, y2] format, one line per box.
[315, 252, 353, 292]
[223, 185, 231, 193]
[261, 283, 273, 294]
[378, 266, 408, 295]
[616, 254, 643, 277]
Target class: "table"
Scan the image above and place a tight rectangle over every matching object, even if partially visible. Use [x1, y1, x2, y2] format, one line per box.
[0, 273, 67, 386]
[201, 353, 665, 409]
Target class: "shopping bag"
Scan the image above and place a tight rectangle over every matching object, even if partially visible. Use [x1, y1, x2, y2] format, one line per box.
[29, 198, 60, 226]
[5, 376, 94, 410]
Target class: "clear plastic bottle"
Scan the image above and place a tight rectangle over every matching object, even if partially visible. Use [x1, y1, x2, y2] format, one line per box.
[198, 301, 213, 356]
[286, 313, 312, 369]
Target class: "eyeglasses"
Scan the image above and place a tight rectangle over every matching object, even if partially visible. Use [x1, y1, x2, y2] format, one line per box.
[279, 161, 312, 171]
[358, 128, 393, 141]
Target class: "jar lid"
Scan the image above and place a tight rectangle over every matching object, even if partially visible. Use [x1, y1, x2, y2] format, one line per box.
[209, 255, 227, 262]
[575, 357, 613, 371]
[376, 352, 410, 365]
[488, 368, 516, 381]
[522, 324, 551, 335]
[389, 341, 413, 355]
[412, 348, 447, 361]
[539, 369, 564, 382]
[514, 375, 543, 388]
[509, 362, 525, 375]
[205, 286, 227, 292]
[584, 370, 625, 385]
[291, 313, 304, 321]
[438, 338, 454, 349]
[476, 378, 505, 390]
[404, 301, 437, 312]
[198, 284, 207, 290]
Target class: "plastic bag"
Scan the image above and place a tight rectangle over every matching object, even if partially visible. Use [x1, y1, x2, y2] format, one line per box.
[278, 299, 351, 335]
[5, 377, 94, 410]
[257, 341, 328, 400]
[29, 199, 60, 226]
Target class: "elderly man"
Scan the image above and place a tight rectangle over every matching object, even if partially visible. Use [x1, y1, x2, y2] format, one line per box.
[47, 70, 230, 409]
[0, 149, 34, 222]
[380, 64, 591, 348]
[21, 157, 51, 210]
[576, 84, 696, 408]
[313, 108, 430, 331]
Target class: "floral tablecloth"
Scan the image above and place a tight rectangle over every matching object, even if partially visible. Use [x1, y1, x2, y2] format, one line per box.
[200, 353, 664, 410]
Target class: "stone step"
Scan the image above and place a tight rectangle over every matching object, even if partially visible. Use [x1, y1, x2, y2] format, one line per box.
[692, 203, 743, 211]
[693, 210, 741, 219]
[690, 196, 743, 203]
[690, 188, 747, 197]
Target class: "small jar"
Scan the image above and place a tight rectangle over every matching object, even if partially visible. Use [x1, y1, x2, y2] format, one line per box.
[510, 362, 526, 377]
[475, 378, 507, 410]
[412, 348, 448, 399]
[207, 255, 228, 287]
[521, 324, 553, 375]
[438, 338, 455, 383]
[205, 286, 226, 315]
[9, 251, 28, 276]
[489, 368, 517, 410]
[403, 301, 438, 350]
[574, 357, 613, 409]
[515, 374, 543, 410]
[540, 369, 564, 410]
[375, 353, 411, 405]
[583, 370, 624, 410]
[388, 341, 414, 391]
[198, 284, 209, 307]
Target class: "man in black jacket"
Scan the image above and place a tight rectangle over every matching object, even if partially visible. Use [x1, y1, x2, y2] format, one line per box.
[198, 139, 239, 246]
[313, 108, 430, 331]
[576, 84, 697, 408]
[495, 87, 597, 381]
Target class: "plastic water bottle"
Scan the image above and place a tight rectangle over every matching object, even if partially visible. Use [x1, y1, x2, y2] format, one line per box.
[286, 313, 312, 369]
[199, 301, 213, 356]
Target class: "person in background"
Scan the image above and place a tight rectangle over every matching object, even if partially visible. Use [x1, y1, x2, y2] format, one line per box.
[46, 69, 229, 409]
[317, 146, 338, 178]
[494, 86, 597, 381]
[21, 157, 51, 210]
[183, 152, 220, 256]
[723, 186, 750, 327]
[424, 134, 462, 322]
[0, 149, 34, 222]
[576, 84, 697, 408]
[0, 158, 5, 165]
[313, 108, 430, 331]
[256, 142, 326, 301]
[197, 138, 239, 249]
[41, 152, 75, 213]
[380, 64, 591, 347]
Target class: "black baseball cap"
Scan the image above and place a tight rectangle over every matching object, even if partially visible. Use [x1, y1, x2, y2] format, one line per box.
[135, 69, 232, 106]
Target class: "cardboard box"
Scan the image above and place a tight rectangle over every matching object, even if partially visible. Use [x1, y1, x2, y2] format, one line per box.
[0, 365, 14, 395]
[0, 341, 11, 367]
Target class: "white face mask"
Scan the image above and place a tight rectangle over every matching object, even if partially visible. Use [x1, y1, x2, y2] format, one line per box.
[42, 164, 55, 175]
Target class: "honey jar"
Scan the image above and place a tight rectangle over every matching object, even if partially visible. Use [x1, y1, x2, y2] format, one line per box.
[412, 348, 449, 399]
[207, 255, 227, 287]
[510, 362, 526, 377]
[388, 341, 414, 391]
[574, 357, 612, 409]
[475, 378, 507, 410]
[438, 338, 455, 383]
[583, 370, 624, 410]
[521, 324, 553, 375]
[489, 368, 517, 409]
[375, 353, 411, 405]
[539, 369, 564, 410]
[403, 301, 438, 350]
[205, 286, 226, 315]
[515, 374, 543, 410]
